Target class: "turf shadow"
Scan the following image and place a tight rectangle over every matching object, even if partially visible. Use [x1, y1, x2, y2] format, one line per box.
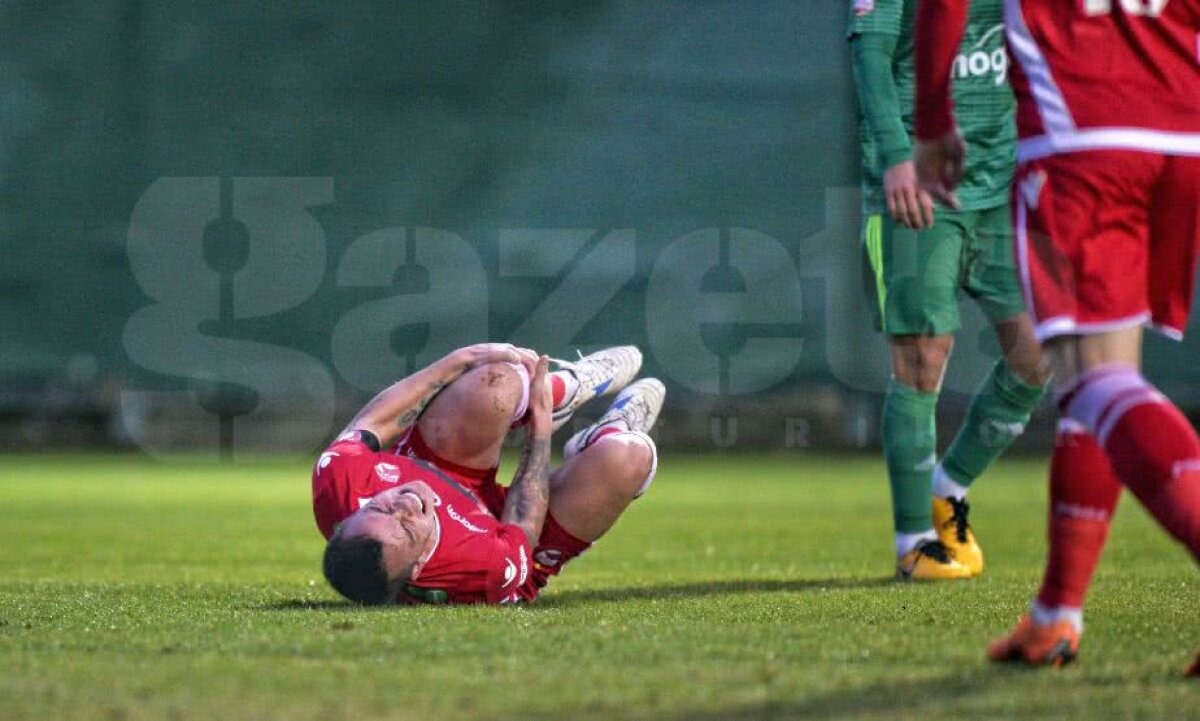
[257, 599, 390, 612]
[538, 576, 896, 607]
[260, 577, 894, 612]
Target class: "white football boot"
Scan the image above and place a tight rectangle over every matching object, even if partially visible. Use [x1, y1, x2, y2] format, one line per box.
[550, 345, 643, 431]
[564, 378, 666, 460]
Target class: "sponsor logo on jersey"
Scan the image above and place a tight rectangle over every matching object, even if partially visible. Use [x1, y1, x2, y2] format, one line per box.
[502, 558, 518, 587]
[534, 548, 564, 568]
[374, 462, 402, 484]
[517, 545, 529, 586]
[951, 24, 1007, 85]
[852, 0, 875, 16]
[317, 451, 338, 472]
[445, 503, 486, 533]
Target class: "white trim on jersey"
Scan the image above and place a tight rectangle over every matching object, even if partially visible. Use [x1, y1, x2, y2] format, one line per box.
[1018, 128, 1200, 162]
[1005, 0, 1075, 135]
[1014, 194, 1039, 331]
[1006, 0, 1200, 161]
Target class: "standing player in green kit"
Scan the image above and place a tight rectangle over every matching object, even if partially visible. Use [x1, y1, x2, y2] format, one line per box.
[848, 0, 1049, 579]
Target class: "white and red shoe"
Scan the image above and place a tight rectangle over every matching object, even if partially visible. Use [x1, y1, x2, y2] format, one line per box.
[550, 346, 643, 431]
[564, 378, 665, 460]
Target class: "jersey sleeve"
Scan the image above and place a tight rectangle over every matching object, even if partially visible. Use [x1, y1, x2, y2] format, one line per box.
[483, 524, 534, 604]
[913, 0, 970, 140]
[847, 0, 904, 38]
[311, 436, 384, 539]
[850, 30, 912, 169]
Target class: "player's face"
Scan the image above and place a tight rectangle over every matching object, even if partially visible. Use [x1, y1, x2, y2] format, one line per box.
[340, 481, 440, 581]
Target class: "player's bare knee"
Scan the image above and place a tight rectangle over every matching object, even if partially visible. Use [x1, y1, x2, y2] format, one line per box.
[458, 362, 523, 420]
[891, 336, 953, 392]
[1007, 348, 1051, 387]
[592, 433, 657, 499]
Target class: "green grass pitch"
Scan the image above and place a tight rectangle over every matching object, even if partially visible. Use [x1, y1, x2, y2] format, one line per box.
[0, 453, 1195, 720]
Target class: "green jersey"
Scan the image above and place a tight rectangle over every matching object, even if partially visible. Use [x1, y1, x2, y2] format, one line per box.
[848, 0, 1014, 212]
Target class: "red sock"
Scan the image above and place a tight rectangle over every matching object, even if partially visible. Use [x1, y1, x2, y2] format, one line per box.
[1102, 402, 1200, 558]
[1064, 365, 1200, 559]
[589, 425, 626, 446]
[551, 375, 567, 408]
[552, 374, 566, 407]
[1036, 420, 1122, 610]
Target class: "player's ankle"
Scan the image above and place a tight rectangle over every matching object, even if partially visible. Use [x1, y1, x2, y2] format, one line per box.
[586, 420, 630, 448]
[895, 529, 937, 557]
[551, 371, 581, 410]
[1030, 600, 1084, 634]
[932, 465, 970, 500]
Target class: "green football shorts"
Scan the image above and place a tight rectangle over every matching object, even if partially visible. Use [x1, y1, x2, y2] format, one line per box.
[863, 203, 1026, 336]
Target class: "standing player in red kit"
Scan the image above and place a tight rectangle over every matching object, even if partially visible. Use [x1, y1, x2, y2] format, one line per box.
[912, 0, 1199, 671]
[314, 342, 662, 605]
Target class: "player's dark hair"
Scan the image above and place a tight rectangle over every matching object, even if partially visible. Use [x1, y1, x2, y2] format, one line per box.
[322, 532, 396, 606]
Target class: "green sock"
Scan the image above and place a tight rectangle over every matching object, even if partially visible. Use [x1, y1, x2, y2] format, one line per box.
[941, 360, 1046, 487]
[882, 378, 939, 534]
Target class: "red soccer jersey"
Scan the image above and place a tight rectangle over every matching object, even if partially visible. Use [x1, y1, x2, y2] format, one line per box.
[916, 0, 1200, 160]
[311, 435, 533, 605]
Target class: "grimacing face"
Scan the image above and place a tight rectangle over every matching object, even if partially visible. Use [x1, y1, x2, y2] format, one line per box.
[338, 481, 441, 583]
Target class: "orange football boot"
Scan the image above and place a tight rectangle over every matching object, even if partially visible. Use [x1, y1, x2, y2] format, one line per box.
[987, 615, 1079, 667]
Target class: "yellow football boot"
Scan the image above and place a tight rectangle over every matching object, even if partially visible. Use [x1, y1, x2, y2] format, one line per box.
[933, 496, 984, 576]
[896, 539, 974, 580]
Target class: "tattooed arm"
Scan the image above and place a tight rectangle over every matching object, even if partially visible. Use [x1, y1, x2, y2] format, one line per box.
[341, 343, 537, 449]
[501, 355, 553, 547]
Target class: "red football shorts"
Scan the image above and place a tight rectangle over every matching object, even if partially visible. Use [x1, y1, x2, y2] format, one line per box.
[1013, 151, 1199, 342]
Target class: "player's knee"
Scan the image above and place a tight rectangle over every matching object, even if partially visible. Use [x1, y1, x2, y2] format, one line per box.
[892, 336, 953, 392]
[455, 362, 525, 421]
[1007, 350, 1052, 387]
[591, 432, 657, 499]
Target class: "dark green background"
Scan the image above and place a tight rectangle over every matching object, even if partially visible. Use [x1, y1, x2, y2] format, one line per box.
[3, 1, 1197, 449]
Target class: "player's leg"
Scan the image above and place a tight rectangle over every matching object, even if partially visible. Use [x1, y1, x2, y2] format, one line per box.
[1002, 324, 1200, 665]
[992, 152, 1200, 667]
[416, 361, 531, 470]
[1057, 335, 1200, 560]
[872, 210, 973, 579]
[527, 379, 664, 587]
[414, 344, 644, 471]
[988, 418, 1121, 666]
[1051, 155, 1200, 562]
[935, 204, 1051, 574]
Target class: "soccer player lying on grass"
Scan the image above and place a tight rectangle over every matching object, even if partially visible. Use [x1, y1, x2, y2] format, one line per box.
[313, 342, 664, 605]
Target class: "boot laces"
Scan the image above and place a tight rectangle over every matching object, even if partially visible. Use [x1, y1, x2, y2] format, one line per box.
[948, 497, 971, 543]
[916, 539, 953, 563]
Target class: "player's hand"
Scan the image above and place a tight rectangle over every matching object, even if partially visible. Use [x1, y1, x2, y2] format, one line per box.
[915, 129, 966, 210]
[883, 160, 936, 230]
[526, 355, 552, 435]
[456, 343, 538, 374]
